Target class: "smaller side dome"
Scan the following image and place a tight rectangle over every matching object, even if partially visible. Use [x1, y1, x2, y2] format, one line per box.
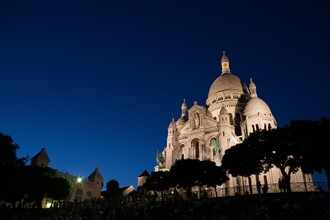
[244, 79, 273, 117]
[244, 97, 272, 117]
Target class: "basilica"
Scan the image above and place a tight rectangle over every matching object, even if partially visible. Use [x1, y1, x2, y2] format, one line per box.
[155, 52, 313, 195]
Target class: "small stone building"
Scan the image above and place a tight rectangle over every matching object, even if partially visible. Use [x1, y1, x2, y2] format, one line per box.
[31, 148, 103, 202]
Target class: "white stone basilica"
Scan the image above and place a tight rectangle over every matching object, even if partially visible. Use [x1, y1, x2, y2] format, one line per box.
[155, 52, 313, 194]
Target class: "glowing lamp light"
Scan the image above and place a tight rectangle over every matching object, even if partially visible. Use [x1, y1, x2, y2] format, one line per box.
[77, 177, 82, 183]
[46, 202, 52, 208]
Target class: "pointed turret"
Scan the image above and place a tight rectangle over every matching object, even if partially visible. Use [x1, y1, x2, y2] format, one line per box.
[221, 51, 231, 74]
[30, 148, 50, 168]
[181, 99, 187, 117]
[168, 117, 177, 136]
[169, 117, 176, 127]
[138, 169, 151, 187]
[177, 99, 188, 128]
[87, 167, 103, 184]
[249, 78, 257, 98]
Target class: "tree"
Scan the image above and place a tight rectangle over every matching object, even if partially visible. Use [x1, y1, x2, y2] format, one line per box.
[169, 159, 228, 197]
[0, 133, 28, 205]
[199, 160, 229, 197]
[104, 179, 122, 205]
[0, 133, 28, 167]
[0, 133, 72, 206]
[258, 128, 302, 193]
[144, 171, 171, 197]
[289, 118, 330, 186]
[169, 159, 200, 196]
[221, 118, 330, 193]
[23, 166, 72, 206]
[221, 141, 265, 177]
[47, 175, 72, 201]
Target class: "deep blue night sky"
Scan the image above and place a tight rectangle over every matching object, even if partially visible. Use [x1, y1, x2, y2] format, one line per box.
[1, 0, 329, 189]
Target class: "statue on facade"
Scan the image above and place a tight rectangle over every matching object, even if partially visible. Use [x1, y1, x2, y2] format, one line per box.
[194, 113, 200, 129]
[212, 139, 222, 156]
[156, 151, 165, 168]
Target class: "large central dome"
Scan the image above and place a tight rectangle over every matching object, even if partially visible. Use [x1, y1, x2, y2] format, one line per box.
[208, 73, 249, 97]
[207, 52, 249, 100]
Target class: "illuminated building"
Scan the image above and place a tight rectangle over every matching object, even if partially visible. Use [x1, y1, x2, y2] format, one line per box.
[155, 52, 313, 195]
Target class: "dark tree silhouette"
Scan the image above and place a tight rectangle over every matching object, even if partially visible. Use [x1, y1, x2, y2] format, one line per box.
[0, 133, 28, 205]
[221, 141, 265, 177]
[221, 118, 330, 193]
[48, 176, 72, 200]
[104, 179, 122, 206]
[289, 118, 330, 186]
[24, 166, 72, 207]
[0, 133, 28, 166]
[169, 159, 228, 197]
[199, 160, 229, 197]
[0, 133, 71, 206]
[144, 171, 171, 198]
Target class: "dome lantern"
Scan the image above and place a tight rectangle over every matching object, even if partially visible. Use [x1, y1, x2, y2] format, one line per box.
[221, 51, 231, 74]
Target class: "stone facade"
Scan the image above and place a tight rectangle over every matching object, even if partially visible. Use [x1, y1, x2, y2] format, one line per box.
[156, 52, 313, 194]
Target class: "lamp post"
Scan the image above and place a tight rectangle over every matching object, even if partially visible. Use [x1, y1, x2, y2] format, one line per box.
[74, 176, 84, 202]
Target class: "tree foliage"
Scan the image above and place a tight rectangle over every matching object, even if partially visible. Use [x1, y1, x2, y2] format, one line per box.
[144, 171, 171, 193]
[221, 141, 264, 177]
[221, 117, 330, 192]
[169, 159, 228, 194]
[104, 179, 122, 205]
[0, 133, 28, 166]
[288, 118, 330, 185]
[0, 133, 72, 205]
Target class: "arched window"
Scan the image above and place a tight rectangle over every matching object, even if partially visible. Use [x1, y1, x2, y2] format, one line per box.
[235, 113, 241, 125]
[195, 142, 199, 159]
[229, 113, 234, 125]
[256, 124, 260, 131]
[234, 113, 242, 135]
[252, 125, 255, 132]
[192, 139, 200, 159]
[268, 123, 272, 130]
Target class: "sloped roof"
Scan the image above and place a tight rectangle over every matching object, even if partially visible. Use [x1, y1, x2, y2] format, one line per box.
[88, 167, 103, 181]
[138, 169, 150, 177]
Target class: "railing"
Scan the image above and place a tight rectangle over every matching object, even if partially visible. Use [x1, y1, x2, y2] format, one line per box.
[203, 182, 329, 198]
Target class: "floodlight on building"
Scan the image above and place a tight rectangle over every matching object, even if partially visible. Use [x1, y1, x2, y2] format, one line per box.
[46, 202, 52, 208]
[77, 177, 82, 183]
